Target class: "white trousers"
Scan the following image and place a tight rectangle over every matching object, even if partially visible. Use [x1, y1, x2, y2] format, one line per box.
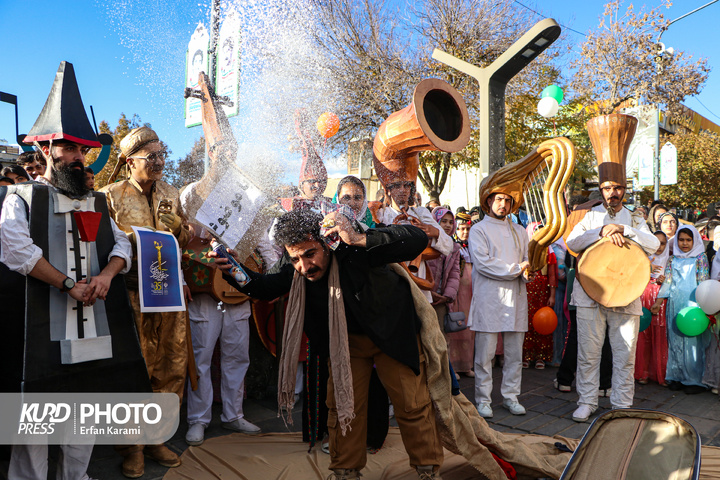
[186, 295, 251, 425]
[473, 331, 525, 405]
[576, 306, 639, 409]
[9, 444, 93, 480]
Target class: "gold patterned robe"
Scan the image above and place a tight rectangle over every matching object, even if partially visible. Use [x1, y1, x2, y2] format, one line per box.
[100, 177, 191, 400]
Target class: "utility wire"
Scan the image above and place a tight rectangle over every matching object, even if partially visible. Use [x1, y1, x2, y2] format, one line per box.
[693, 97, 720, 122]
[513, 0, 588, 37]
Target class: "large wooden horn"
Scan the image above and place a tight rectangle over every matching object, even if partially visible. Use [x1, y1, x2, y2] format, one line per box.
[372, 78, 471, 186]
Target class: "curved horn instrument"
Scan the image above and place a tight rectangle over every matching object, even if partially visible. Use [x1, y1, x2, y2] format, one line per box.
[373, 78, 471, 187]
[372, 78, 471, 290]
[479, 137, 576, 272]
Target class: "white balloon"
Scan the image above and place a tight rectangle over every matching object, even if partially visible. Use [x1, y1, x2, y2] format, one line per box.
[537, 96, 559, 118]
[695, 280, 720, 315]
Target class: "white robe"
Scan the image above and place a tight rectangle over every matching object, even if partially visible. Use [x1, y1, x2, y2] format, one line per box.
[375, 205, 453, 302]
[566, 204, 660, 315]
[467, 216, 529, 333]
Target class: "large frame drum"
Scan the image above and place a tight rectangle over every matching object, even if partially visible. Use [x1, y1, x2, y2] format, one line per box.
[577, 237, 650, 308]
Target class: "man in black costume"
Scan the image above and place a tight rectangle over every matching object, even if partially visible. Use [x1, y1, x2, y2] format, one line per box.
[0, 61, 149, 480]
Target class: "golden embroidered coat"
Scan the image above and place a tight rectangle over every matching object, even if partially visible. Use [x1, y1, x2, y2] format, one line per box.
[100, 177, 191, 399]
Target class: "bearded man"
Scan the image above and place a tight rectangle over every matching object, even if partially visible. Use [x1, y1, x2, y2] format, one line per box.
[566, 114, 659, 423]
[215, 208, 444, 480]
[0, 60, 147, 480]
[373, 178, 453, 303]
[100, 126, 191, 478]
[468, 191, 531, 419]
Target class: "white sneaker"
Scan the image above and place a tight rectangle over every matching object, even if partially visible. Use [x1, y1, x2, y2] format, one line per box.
[502, 399, 526, 415]
[185, 423, 205, 446]
[572, 405, 597, 423]
[477, 403, 493, 418]
[223, 417, 261, 434]
[464, 370, 475, 378]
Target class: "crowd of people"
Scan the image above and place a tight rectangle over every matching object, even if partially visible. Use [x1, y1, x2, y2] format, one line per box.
[3, 62, 720, 480]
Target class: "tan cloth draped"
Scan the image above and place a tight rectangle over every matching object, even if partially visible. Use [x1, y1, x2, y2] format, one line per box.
[277, 256, 355, 435]
[390, 263, 577, 479]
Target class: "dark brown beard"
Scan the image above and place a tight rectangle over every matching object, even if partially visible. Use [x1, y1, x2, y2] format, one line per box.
[51, 162, 90, 199]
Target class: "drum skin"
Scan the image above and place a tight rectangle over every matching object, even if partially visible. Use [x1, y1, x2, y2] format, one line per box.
[577, 237, 651, 308]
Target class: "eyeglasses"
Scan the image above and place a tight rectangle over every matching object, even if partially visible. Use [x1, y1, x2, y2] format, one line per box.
[128, 152, 167, 163]
[386, 181, 414, 191]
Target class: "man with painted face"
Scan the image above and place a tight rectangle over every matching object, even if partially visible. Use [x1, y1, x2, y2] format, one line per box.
[566, 115, 659, 423]
[468, 188, 532, 420]
[0, 61, 147, 480]
[100, 126, 191, 478]
[373, 170, 453, 303]
[216, 208, 445, 480]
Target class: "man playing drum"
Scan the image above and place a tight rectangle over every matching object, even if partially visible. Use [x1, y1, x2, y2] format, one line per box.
[566, 114, 659, 423]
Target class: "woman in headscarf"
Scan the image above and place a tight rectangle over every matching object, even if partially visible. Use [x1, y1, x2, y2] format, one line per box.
[635, 230, 670, 386]
[331, 175, 388, 452]
[651, 225, 711, 394]
[334, 175, 375, 230]
[648, 204, 668, 233]
[450, 211, 476, 377]
[427, 207, 469, 379]
[659, 212, 679, 250]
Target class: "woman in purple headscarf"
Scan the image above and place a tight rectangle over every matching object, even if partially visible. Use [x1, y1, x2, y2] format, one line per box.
[427, 207, 474, 377]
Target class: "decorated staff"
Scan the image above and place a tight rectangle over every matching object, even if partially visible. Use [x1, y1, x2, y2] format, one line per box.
[565, 113, 660, 424]
[100, 125, 191, 478]
[0, 61, 149, 480]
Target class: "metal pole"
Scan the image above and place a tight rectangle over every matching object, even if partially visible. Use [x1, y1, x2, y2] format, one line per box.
[654, 106, 661, 201]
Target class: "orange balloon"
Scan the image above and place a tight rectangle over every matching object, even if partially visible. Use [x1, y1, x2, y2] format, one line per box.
[317, 112, 339, 139]
[532, 306, 557, 335]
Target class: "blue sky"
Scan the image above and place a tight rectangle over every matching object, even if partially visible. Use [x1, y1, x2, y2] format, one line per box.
[1, 0, 718, 181]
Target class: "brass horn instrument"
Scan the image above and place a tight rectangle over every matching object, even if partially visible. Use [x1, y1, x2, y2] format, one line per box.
[373, 78, 471, 289]
[479, 137, 576, 272]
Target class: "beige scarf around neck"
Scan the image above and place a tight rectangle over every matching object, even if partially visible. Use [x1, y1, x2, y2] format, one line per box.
[277, 255, 355, 435]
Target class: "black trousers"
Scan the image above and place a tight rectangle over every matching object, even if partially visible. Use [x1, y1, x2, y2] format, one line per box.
[556, 308, 613, 389]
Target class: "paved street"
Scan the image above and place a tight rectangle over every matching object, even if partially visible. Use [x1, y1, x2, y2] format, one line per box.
[11, 364, 719, 480]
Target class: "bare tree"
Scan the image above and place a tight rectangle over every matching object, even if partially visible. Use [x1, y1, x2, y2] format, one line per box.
[571, 0, 710, 115]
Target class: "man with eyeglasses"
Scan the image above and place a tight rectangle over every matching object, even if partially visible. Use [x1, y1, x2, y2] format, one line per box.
[100, 126, 191, 478]
[374, 175, 453, 304]
[565, 125, 659, 424]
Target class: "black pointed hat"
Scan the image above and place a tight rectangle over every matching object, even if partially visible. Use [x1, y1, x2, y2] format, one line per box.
[23, 61, 101, 148]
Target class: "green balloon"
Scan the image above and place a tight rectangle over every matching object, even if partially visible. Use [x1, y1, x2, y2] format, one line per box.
[639, 307, 652, 332]
[676, 306, 709, 337]
[541, 85, 564, 104]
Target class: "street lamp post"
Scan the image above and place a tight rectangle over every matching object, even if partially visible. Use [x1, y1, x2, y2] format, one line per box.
[652, 0, 718, 201]
[432, 18, 561, 178]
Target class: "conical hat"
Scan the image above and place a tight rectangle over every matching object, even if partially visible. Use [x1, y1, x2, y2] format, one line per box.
[586, 114, 637, 187]
[23, 61, 101, 148]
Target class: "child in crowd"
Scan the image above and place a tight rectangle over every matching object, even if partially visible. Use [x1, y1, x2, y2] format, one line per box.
[636, 231, 669, 385]
[651, 226, 710, 394]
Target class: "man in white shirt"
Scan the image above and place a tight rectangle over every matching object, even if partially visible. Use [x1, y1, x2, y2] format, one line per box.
[567, 114, 659, 423]
[468, 191, 531, 419]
